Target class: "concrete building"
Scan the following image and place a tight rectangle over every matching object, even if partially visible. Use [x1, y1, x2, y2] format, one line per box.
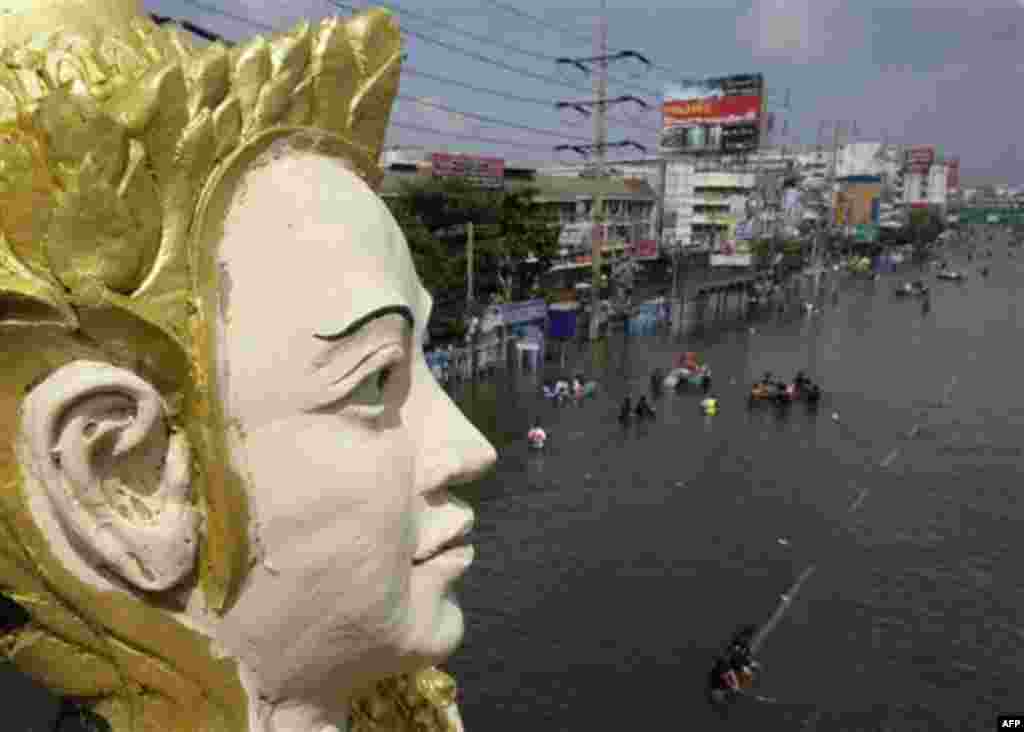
[379, 147, 658, 267]
[662, 159, 756, 251]
[528, 175, 658, 264]
[902, 165, 948, 211]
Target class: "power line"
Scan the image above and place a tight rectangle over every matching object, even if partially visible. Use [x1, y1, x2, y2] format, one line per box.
[475, 0, 786, 96]
[403, 66, 557, 107]
[477, 0, 592, 49]
[173, 1, 604, 146]
[473, 0, 662, 96]
[399, 25, 593, 94]
[401, 68, 658, 135]
[179, 0, 274, 32]
[329, 0, 594, 94]
[389, 120, 559, 151]
[476, 0, 694, 87]
[397, 94, 591, 142]
[357, 0, 561, 64]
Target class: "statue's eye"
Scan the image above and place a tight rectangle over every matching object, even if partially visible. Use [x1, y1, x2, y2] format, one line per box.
[348, 366, 393, 406]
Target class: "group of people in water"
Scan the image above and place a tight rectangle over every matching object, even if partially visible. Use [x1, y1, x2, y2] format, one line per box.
[542, 375, 595, 406]
[618, 394, 656, 423]
[750, 369, 822, 405]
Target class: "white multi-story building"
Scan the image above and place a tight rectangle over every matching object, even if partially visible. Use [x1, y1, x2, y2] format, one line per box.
[902, 165, 948, 209]
[663, 159, 755, 250]
[927, 164, 948, 207]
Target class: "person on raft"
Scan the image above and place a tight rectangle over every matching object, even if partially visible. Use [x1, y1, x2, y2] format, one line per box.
[635, 395, 656, 418]
[709, 655, 740, 696]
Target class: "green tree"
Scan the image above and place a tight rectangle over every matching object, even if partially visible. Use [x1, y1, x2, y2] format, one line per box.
[383, 177, 559, 303]
[907, 207, 944, 253]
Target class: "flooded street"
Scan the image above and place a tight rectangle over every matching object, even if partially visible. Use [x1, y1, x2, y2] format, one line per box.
[446, 235, 1023, 731]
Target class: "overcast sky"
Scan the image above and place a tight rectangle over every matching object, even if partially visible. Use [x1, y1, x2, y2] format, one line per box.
[145, 0, 1024, 185]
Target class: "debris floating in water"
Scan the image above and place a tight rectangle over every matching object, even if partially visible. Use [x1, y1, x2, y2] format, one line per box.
[584, 473, 592, 480]
[777, 538, 790, 546]
[832, 412, 840, 422]
[749, 328, 757, 334]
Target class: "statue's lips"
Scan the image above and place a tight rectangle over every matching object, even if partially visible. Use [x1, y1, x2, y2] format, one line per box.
[413, 526, 473, 565]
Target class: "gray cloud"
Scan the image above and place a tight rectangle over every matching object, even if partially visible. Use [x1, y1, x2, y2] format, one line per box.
[866, 6, 1023, 72]
[736, 0, 860, 62]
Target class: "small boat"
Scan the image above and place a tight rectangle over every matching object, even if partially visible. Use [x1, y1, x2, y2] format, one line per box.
[663, 365, 709, 389]
[894, 282, 928, 297]
[936, 270, 966, 281]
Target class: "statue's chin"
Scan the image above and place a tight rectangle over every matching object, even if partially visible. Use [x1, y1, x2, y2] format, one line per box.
[399, 590, 466, 671]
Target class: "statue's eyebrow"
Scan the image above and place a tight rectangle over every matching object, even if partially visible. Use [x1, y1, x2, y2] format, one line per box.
[313, 304, 415, 343]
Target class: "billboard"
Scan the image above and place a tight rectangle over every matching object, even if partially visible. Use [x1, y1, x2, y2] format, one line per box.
[626, 239, 659, 259]
[498, 299, 547, 326]
[431, 153, 505, 187]
[711, 254, 753, 267]
[904, 146, 934, 174]
[947, 157, 960, 190]
[835, 181, 882, 227]
[853, 224, 879, 243]
[660, 74, 764, 154]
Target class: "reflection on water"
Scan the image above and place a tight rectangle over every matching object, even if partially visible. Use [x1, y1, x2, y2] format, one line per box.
[446, 237, 1024, 731]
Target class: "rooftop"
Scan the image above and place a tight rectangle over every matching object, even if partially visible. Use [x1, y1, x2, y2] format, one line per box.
[378, 170, 657, 200]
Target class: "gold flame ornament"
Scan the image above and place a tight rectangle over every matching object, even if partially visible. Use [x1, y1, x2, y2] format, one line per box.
[0, 1, 462, 730]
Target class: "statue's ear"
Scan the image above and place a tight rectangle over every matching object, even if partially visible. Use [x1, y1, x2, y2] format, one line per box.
[20, 361, 198, 592]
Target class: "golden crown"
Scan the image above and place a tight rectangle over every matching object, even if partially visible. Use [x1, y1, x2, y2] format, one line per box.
[0, 0, 401, 349]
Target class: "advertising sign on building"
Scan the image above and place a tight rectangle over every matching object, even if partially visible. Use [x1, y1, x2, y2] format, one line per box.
[626, 239, 659, 259]
[947, 157, 960, 190]
[904, 146, 934, 174]
[558, 222, 592, 248]
[498, 299, 548, 327]
[835, 181, 882, 227]
[854, 224, 879, 243]
[660, 74, 764, 154]
[431, 153, 505, 188]
[710, 254, 753, 267]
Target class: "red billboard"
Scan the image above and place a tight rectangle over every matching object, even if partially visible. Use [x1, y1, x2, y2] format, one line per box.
[625, 240, 658, 259]
[660, 74, 764, 154]
[947, 157, 960, 190]
[663, 95, 763, 126]
[431, 153, 505, 188]
[905, 146, 934, 174]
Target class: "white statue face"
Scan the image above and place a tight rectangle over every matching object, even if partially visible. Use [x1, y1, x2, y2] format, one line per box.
[211, 149, 497, 712]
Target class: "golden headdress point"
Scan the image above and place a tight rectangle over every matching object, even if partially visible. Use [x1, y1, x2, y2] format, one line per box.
[0, 0, 401, 349]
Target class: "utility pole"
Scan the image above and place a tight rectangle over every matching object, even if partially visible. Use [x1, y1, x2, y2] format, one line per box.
[590, 0, 608, 341]
[819, 120, 845, 290]
[466, 221, 475, 305]
[553, 2, 648, 342]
